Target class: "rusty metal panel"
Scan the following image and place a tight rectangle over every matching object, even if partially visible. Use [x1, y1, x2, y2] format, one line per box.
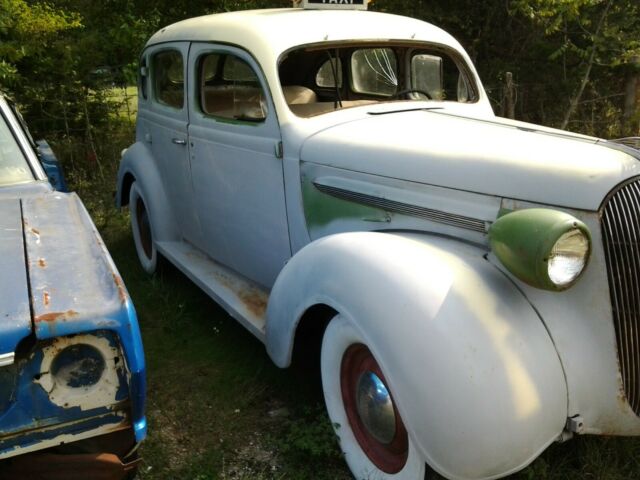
[0, 451, 140, 480]
[21, 193, 124, 339]
[0, 199, 32, 359]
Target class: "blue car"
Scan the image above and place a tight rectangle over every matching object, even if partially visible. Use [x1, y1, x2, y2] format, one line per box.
[0, 94, 146, 477]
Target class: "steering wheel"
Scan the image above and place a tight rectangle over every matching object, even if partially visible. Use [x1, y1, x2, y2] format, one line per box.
[392, 89, 432, 100]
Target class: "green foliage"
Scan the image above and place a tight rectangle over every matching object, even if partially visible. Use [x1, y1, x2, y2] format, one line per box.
[277, 405, 342, 461]
[0, 0, 81, 87]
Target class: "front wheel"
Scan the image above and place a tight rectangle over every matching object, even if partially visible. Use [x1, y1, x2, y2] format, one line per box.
[321, 315, 426, 480]
[129, 181, 159, 274]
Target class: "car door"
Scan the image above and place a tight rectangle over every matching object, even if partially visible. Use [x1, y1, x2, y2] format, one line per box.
[187, 44, 290, 288]
[138, 42, 202, 246]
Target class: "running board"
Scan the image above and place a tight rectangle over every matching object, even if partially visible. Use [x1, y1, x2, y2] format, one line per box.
[156, 241, 268, 342]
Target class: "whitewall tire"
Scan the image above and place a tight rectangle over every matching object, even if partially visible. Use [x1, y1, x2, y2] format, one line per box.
[321, 314, 426, 480]
[129, 181, 158, 274]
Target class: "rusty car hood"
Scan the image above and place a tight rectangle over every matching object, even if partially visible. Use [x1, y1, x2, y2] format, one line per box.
[0, 192, 131, 356]
[300, 109, 640, 211]
[0, 198, 32, 359]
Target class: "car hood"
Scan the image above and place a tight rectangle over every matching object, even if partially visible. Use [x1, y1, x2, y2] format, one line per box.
[0, 192, 131, 358]
[300, 109, 640, 211]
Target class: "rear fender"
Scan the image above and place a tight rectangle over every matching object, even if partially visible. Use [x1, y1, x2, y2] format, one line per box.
[266, 231, 567, 480]
[116, 142, 178, 243]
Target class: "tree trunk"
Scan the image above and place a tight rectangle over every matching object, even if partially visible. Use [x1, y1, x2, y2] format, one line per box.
[623, 76, 638, 133]
[560, 0, 613, 130]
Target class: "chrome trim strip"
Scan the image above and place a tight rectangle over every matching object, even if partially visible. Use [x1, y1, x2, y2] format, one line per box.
[0, 352, 15, 367]
[313, 182, 488, 233]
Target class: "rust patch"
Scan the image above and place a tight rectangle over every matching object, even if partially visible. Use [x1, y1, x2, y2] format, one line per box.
[43, 291, 51, 307]
[239, 289, 267, 318]
[38, 258, 46, 268]
[0, 451, 140, 480]
[111, 273, 127, 305]
[35, 310, 78, 323]
[213, 270, 267, 318]
[30, 228, 40, 235]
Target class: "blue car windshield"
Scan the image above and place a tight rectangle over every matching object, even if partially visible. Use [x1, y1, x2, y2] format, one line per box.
[0, 113, 33, 186]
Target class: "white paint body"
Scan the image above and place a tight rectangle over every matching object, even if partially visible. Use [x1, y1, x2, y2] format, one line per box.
[117, 7, 640, 479]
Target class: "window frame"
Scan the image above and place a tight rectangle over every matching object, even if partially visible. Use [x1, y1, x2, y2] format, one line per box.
[151, 48, 186, 111]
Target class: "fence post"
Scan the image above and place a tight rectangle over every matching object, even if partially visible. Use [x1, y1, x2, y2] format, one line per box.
[505, 72, 516, 120]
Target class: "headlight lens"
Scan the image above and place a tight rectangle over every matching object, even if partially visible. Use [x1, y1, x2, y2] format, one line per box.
[489, 208, 591, 291]
[548, 228, 590, 287]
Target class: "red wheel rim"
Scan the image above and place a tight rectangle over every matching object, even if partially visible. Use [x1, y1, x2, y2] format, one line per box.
[341, 343, 409, 473]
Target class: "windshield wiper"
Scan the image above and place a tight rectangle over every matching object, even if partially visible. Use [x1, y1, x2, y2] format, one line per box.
[368, 107, 443, 116]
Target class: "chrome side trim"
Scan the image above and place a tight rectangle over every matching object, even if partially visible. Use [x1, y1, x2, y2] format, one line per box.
[0, 352, 15, 367]
[313, 181, 488, 233]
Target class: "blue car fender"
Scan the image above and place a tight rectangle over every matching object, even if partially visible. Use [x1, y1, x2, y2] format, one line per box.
[266, 231, 567, 480]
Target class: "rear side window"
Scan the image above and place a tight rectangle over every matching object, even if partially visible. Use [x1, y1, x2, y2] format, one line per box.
[199, 53, 267, 123]
[153, 50, 184, 109]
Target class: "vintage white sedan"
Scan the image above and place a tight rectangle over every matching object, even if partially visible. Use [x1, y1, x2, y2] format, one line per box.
[117, 2, 640, 479]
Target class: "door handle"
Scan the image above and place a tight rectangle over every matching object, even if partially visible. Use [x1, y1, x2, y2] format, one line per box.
[172, 138, 187, 145]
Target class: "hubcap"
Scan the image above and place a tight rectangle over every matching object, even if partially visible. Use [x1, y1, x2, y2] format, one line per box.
[341, 344, 408, 473]
[356, 371, 396, 444]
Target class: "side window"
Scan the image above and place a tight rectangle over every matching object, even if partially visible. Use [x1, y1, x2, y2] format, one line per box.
[199, 53, 267, 122]
[139, 55, 148, 100]
[153, 50, 184, 109]
[351, 48, 398, 96]
[315, 58, 342, 88]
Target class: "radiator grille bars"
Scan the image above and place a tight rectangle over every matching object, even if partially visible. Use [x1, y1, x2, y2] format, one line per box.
[601, 179, 640, 416]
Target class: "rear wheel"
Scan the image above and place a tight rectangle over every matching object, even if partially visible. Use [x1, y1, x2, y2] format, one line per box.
[321, 315, 426, 479]
[129, 181, 159, 274]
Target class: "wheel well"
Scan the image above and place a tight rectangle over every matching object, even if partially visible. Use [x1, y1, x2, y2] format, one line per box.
[119, 173, 135, 207]
[291, 304, 337, 368]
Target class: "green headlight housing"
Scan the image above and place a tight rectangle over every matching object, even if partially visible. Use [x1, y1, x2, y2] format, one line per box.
[489, 208, 591, 291]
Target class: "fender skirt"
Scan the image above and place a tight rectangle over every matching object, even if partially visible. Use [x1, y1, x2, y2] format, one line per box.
[266, 231, 567, 480]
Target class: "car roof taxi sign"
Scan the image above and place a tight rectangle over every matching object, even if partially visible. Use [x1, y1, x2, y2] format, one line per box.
[294, 0, 369, 10]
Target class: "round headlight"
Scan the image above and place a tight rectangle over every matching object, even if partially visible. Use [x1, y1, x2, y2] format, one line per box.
[548, 228, 590, 287]
[489, 208, 591, 291]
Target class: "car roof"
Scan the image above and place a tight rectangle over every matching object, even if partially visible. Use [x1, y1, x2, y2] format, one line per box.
[146, 8, 462, 56]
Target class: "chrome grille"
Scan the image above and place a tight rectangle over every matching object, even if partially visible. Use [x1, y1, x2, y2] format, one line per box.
[601, 179, 640, 415]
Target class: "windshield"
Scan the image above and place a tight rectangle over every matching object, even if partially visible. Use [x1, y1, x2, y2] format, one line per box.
[0, 111, 33, 186]
[279, 42, 477, 117]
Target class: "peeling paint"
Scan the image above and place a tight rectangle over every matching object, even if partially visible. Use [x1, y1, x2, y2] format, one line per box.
[43, 292, 50, 307]
[111, 273, 128, 306]
[34, 335, 122, 411]
[34, 310, 78, 323]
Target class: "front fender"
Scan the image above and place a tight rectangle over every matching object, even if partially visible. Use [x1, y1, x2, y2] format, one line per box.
[266, 231, 567, 480]
[116, 142, 178, 243]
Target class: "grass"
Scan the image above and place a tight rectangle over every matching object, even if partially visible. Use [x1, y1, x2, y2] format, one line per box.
[94, 208, 350, 480]
[65, 117, 640, 480]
